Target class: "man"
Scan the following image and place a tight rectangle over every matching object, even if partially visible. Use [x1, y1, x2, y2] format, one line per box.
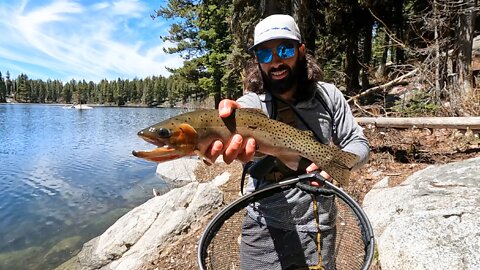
[205, 14, 369, 269]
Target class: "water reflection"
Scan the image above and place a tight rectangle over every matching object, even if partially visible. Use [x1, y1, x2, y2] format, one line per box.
[0, 104, 185, 269]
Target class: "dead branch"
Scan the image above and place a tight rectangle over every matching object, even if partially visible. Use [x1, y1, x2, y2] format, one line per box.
[347, 69, 418, 103]
[367, 8, 406, 49]
[353, 99, 378, 117]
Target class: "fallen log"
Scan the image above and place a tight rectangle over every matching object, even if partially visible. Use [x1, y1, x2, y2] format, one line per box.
[356, 117, 480, 130]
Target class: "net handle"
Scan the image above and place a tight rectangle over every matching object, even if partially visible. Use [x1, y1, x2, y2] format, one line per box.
[297, 173, 375, 269]
[197, 173, 375, 270]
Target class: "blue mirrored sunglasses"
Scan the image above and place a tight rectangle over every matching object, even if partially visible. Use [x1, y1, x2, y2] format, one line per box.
[255, 43, 296, 64]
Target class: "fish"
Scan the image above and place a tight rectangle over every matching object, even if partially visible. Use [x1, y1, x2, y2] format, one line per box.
[132, 108, 359, 185]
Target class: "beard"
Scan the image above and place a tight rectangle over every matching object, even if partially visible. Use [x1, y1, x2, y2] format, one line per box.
[261, 63, 299, 97]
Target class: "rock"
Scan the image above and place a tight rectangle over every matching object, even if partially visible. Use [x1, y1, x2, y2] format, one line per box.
[363, 157, 480, 270]
[212, 172, 231, 187]
[0, 246, 44, 269]
[155, 158, 200, 184]
[56, 181, 223, 270]
[44, 236, 82, 262]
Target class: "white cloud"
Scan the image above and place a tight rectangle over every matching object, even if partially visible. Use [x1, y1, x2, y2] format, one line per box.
[21, 0, 83, 24]
[111, 0, 145, 16]
[92, 2, 110, 11]
[0, 0, 183, 82]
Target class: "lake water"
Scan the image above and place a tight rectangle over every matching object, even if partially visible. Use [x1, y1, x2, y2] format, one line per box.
[0, 104, 186, 270]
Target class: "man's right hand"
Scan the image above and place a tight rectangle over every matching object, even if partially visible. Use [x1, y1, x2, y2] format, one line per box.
[204, 99, 256, 164]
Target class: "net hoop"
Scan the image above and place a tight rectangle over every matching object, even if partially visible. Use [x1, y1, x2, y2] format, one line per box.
[197, 172, 375, 270]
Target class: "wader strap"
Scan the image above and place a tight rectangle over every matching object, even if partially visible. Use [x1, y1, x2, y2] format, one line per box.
[315, 85, 336, 137]
[240, 161, 254, 195]
[309, 194, 325, 270]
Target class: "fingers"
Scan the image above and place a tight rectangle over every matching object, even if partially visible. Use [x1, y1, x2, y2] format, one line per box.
[218, 136, 256, 164]
[307, 163, 332, 186]
[236, 137, 256, 163]
[306, 163, 319, 173]
[218, 99, 241, 118]
[320, 170, 332, 180]
[204, 140, 224, 165]
[205, 99, 253, 165]
[223, 134, 244, 164]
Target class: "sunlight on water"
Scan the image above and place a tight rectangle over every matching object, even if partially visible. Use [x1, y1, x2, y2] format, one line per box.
[0, 104, 185, 269]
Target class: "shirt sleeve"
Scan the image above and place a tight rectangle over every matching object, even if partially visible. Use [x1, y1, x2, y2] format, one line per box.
[236, 92, 269, 114]
[327, 84, 370, 170]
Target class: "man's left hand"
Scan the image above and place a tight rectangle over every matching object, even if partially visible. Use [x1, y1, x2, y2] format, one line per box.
[306, 163, 331, 186]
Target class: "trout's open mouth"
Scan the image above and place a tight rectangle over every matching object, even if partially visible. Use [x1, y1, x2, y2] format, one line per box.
[131, 132, 174, 159]
[132, 143, 184, 162]
[132, 144, 171, 155]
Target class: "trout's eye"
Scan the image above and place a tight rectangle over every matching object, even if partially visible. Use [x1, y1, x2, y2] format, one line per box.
[157, 128, 171, 138]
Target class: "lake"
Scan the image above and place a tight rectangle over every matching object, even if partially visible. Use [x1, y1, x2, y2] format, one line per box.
[0, 104, 186, 270]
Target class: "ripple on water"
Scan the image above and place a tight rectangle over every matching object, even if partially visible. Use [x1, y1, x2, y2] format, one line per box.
[0, 104, 182, 269]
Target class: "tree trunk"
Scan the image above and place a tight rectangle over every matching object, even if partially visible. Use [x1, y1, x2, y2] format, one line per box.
[292, 0, 317, 52]
[456, 0, 477, 97]
[394, 0, 405, 63]
[376, 32, 390, 80]
[261, 0, 291, 16]
[362, 23, 372, 90]
[345, 34, 361, 94]
[433, 0, 441, 96]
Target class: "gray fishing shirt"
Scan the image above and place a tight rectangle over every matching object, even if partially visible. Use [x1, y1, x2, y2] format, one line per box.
[237, 82, 370, 232]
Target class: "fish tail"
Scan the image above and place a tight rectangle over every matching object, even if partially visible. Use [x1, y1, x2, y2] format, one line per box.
[326, 149, 359, 186]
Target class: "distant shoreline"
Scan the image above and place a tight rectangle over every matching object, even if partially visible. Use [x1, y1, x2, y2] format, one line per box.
[0, 102, 210, 109]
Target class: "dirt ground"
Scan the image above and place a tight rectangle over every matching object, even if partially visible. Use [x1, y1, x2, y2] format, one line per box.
[143, 126, 480, 270]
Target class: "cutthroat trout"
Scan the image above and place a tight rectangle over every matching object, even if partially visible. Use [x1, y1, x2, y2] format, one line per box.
[132, 108, 358, 185]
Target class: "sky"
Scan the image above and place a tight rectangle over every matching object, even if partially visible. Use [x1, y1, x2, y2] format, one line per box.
[0, 0, 184, 83]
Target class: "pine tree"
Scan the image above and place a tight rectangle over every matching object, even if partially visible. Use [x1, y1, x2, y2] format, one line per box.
[16, 74, 31, 102]
[154, 0, 234, 107]
[0, 72, 6, 102]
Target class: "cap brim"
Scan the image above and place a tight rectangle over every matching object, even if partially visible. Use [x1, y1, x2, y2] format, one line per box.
[249, 37, 300, 51]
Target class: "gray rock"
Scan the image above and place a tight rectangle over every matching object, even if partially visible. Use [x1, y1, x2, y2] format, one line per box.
[156, 157, 200, 184]
[364, 157, 480, 270]
[57, 181, 223, 270]
[212, 172, 231, 187]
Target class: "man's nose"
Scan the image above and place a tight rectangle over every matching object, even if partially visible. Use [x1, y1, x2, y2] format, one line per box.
[270, 51, 283, 66]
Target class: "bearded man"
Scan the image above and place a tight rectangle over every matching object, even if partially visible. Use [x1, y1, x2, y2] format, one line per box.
[204, 14, 370, 270]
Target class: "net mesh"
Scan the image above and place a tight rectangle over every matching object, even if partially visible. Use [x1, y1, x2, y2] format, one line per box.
[203, 189, 369, 270]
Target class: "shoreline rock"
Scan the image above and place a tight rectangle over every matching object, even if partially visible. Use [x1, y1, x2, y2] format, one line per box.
[363, 157, 480, 269]
[56, 181, 224, 270]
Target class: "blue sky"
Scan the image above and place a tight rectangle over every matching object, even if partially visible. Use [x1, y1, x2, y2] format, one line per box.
[0, 0, 183, 83]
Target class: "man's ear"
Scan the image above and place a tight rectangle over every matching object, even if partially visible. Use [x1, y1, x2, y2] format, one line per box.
[299, 44, 306, 60]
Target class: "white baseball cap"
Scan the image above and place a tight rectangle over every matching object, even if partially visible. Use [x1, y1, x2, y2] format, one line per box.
[250, 14, 302, 51]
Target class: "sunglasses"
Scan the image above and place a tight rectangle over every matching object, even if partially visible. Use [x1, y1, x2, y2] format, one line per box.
[255, 43, 296, 64]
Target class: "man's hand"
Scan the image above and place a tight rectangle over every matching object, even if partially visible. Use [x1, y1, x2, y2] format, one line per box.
[205, 99, 256, 164]
[306, 163, 331, 186]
